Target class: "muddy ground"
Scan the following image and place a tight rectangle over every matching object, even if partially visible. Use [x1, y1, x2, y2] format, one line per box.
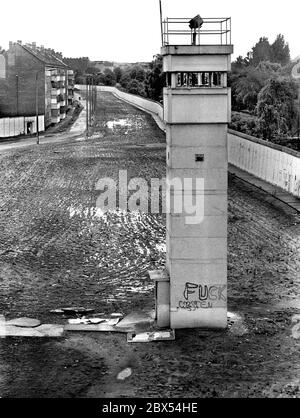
[0, 91, 299, 398]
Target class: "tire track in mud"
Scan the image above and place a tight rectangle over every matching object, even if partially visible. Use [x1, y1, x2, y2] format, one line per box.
[228, 176, 300, 304]
[0, 91, 166, 319]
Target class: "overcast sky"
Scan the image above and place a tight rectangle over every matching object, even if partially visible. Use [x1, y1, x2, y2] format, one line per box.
[1, 0, 299, 62]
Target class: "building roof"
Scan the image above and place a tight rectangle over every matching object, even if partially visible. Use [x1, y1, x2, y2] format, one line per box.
[18, 42, 68, 68]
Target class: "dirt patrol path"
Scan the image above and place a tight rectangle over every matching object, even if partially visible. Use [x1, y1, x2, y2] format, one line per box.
[0, 91, 299, 398]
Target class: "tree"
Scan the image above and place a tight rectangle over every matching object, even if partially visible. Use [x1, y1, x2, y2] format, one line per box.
[95, 73, 106, 85]
[129, 66, 146, 82]
[232, 55, 248, 70]
[251, 37, 272, 66]
[231, 66, 269, 112]
[63, 57, 90, 74]
[271, 34, 290, 65]
[113, 67, 123, 83]
[146, 55, 165, 102]
[86, 66, 98, 75]
[256, 78, 297, 140]
[104, 69, 116, 86]
[255, 61, 282, 74]
[120, 73, 131, 89]
[126, 79, 146, 97]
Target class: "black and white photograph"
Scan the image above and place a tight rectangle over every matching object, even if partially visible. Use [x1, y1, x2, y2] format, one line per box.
[0, 0, 299, 402]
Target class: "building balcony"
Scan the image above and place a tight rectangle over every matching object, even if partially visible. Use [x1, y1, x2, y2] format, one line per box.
[51, 76, 60, 82]
[51, 81, 60, 89]
[51, 116, 60, 124]
[51, 102, 60, 110]
[51, 88, 60, 96]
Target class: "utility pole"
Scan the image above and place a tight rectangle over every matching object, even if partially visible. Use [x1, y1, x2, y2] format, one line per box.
[159, 0, 163, 46]
[35, 72, 40, 145]
[89, 79, 91, 128]
[298, 113, 300, 150]
[93, 80, 97, 123]
[94, 81, 97, 118]
[90, 77, 93, 127]
[86, 77, 89, 139]
[16, 75, 19, 116]
[91, 76, 95, 125]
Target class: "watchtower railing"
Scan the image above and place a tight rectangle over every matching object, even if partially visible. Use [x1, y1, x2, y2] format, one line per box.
[162, 17, 231, 46]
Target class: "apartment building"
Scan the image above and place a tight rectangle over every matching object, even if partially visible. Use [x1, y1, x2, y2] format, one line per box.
[0, 41, 74, 138]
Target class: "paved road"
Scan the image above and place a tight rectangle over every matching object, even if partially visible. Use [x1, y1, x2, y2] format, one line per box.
[0, 94, 86, 153]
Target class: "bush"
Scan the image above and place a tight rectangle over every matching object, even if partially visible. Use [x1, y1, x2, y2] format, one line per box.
[229, 112, 259, 137]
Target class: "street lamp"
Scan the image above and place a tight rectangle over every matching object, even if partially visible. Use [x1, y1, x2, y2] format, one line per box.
[35, 71, 40, 145]
[189, 14, 203, 45]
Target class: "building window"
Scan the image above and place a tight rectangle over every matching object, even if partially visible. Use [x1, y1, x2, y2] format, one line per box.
[27, 121, 33, 134]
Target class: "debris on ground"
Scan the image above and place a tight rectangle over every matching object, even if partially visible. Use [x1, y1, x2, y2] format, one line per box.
[110, 313, 124, 318]
[117, 311, 155, 330]
[68, 318, 106, 325]
[117, 367, 132, 381]
[127, 330, 175, 343]
[61, 307, 95, 315]
[6, 318, 41, 328]
[34, 324, 64, 337]
[67, 317, 120, 326]
[64, 322, 130, 333]
[4, 324, 64, 338]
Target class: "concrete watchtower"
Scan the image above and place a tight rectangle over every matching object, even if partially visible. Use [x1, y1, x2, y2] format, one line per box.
[160, 16, 233, 329]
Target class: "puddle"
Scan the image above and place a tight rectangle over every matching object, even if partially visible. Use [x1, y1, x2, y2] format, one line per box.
[66, 204, 164, 303]
[227, 311, 249, 336]
[106, 116, 145, 133]
[107, 119, 129, 129]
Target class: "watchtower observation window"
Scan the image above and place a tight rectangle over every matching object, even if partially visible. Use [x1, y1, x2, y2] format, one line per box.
[168, 72, 226, 88]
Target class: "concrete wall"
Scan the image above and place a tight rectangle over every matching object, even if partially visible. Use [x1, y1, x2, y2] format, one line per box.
[228, 130, 300, 198]
[0, 115, 45, 138]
